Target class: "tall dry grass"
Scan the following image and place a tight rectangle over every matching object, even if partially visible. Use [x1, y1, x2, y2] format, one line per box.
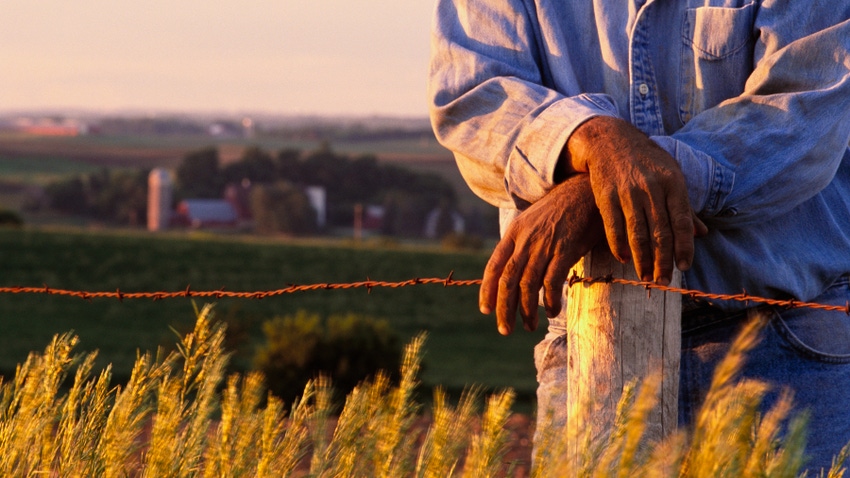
[0, 304, 847, 477]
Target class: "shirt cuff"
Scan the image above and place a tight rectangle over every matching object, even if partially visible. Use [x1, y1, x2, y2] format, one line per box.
[505, 94, 618, 207]
[651, 135, 735, 216]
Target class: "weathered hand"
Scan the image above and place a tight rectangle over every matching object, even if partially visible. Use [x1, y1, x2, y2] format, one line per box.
[480, 175, 604, 335]
[566, 116, 698, 285]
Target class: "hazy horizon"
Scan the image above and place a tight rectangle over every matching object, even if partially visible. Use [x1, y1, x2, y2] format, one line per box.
[0, 1, 436, 118]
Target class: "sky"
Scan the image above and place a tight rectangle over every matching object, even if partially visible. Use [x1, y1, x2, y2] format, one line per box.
[0, 1, 436, 117]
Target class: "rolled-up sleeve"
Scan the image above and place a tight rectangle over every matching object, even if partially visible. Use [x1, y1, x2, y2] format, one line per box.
[428, 0, 616, 209]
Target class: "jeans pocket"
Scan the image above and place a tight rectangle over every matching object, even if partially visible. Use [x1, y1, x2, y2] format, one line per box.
[534, 334, 565, 381]
[768, 278, 850, 363]
[678, 2, 756, 125]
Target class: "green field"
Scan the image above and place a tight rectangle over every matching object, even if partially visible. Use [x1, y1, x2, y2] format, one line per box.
[0, 154, 107, 185]
[0, 227, 544, 401]
[0, 131, 453, 168]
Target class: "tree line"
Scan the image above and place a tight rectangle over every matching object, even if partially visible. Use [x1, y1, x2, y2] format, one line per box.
[44, 144, 464, 238]
[176, 144, 458, 237]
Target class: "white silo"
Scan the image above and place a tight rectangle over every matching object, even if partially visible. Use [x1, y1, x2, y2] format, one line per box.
[148, 168, 173, 231]
[305, 186, 326, 228]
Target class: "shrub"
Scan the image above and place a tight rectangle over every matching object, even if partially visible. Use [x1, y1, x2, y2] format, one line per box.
[250, 181, 317, 235]
[0, 209, 23, 227]
[253, 310, 402, 405]
[441, 232, 484, 251]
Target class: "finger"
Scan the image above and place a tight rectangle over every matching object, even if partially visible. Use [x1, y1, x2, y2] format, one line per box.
[480, 237, 515, 315]
[519, 239, 560, 330]
[518, 256, 544, 332]
[639, 183, 677, 285]
[649, 205, 674, 286]
[496, 251, 528, 335]
[596, 187, 630, 263]
[542, 255, 572, 318]
[624, 201, 654, 282]
[692, 211, 709, 237]
[666, 188, 696, 272]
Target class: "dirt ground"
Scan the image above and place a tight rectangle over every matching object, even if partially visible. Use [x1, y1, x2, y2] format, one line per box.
[501, 413, 535, 476]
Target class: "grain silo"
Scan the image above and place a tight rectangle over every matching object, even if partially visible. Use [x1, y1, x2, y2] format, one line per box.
[147, 168, 173, 231]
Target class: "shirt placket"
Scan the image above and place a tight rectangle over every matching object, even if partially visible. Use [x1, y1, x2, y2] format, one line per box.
[629, 1, 665, 137]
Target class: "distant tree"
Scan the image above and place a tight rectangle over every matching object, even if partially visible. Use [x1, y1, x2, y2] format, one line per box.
[346, 154, 384, 201]
[45, 177, 88, 215]
[176, 147, 222, 198]
[44, 168, 149, 225]
[245, 143, 460, 236]
[221, 146, 276, 185]
[381, 189, 433, 237]
[300, 145, 349, 193]
[274, 148, 303, 183]
[251, 181, 317, 235]
[97, 169, 149, 225]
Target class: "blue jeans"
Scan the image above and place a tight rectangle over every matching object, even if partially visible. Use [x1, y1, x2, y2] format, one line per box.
[534, 275, 850, 473]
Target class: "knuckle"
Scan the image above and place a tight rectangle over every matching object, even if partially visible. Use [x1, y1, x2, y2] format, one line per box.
[598, 186, 619, 205]
[652, 228, 673, 244]
[630, 227, 649, 244]
[501, 258, 519, 276]
[649, 208, 670, 227]
[672, 215, 693, 232]
[498, 274, 515, 291]
[518, 277, 539, 291]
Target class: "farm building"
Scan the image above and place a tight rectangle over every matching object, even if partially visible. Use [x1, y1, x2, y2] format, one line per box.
[172, 199, 239, 229]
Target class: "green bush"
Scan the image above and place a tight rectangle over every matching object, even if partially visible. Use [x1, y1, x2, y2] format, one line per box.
[254, 310, 402, 404]
[0, 209, 23, 227]
[441, 232, 484, 251]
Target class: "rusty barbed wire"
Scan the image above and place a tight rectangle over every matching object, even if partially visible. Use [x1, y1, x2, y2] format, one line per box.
[0, 272, 480, 302]
[565, 272, 850, 315]
[1, 271, 848, 314]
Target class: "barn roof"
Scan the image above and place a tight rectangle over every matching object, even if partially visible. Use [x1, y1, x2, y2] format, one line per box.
[180, 199, 238, 224]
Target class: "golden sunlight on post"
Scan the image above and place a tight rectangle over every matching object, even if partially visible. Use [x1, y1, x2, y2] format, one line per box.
[565, 244, 680, 444]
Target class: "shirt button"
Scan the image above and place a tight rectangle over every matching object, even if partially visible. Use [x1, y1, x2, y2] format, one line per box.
[638, 83, 650, 96]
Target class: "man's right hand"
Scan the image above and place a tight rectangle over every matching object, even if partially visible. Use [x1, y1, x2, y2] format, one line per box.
[563, 116, 704, 285]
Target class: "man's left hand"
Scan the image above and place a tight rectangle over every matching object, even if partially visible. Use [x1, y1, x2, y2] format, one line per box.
[480, 175, 604, 335]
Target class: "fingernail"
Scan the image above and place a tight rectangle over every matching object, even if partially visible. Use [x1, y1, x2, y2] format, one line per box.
[498, 324, 511, 335]
[677, 259, 690, 271]
[657, 276, 670, 286]
[480, 305, 491, 315]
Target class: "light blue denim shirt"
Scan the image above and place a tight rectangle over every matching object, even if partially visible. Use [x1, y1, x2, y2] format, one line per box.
[428, 0, 850, 307]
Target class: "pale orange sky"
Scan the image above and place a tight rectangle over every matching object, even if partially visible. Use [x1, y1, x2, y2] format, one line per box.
[0, 1, 435, 117]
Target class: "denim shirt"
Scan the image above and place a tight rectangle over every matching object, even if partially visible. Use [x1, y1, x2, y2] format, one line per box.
[428, 0, 850, 307]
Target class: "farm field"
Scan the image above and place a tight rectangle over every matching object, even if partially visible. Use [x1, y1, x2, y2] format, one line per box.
[0, 227, 545, 401]
[0, 130, 454, 168]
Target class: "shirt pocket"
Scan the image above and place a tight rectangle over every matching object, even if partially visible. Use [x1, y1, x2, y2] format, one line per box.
[678, 2, 757, 126]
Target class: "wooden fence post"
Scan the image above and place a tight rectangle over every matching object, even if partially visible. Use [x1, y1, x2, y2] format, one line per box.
[565, 244, 680, 443]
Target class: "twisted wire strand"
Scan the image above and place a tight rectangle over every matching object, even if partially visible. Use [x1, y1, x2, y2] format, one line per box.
[1, 272, 848, 314]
